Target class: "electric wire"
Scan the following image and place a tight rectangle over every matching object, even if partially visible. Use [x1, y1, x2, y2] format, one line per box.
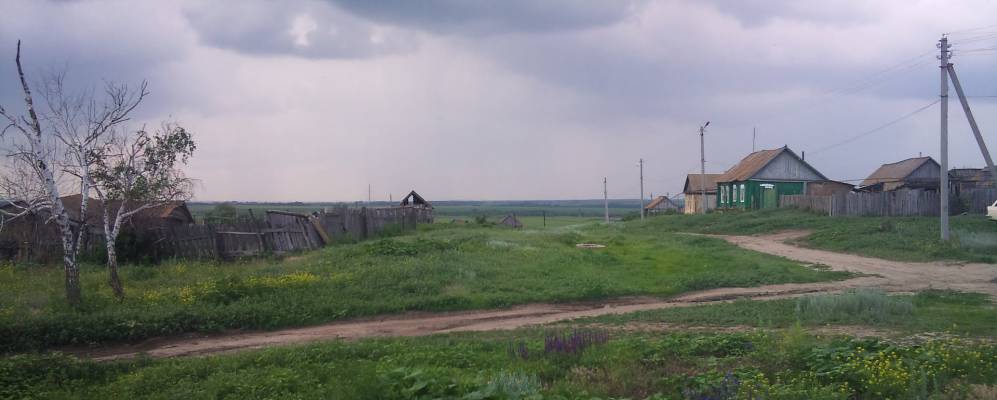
[809, 100, 940, 156]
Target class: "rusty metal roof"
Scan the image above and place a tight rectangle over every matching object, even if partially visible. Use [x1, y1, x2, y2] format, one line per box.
[683, 174, 721, 194]
[717, 146, 824, 182]
[860, 157, 938, 187]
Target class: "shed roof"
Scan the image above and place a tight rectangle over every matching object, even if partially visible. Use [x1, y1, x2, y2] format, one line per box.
[645, 196, 679, 210]
[717, 146, 826, 183]
[683, 174, 721, 194]
[860, 157, 939, 187]
[400, 190, 432, 208]
[59, 194, 193, 224]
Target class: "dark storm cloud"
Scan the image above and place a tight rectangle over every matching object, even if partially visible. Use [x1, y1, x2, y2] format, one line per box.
[182, 0, 417, 59]
[328, 0, 644, 35]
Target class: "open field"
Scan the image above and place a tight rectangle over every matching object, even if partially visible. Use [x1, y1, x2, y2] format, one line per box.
[0, 219, 847, 353]
[187, 200, 642, 221]
[643, 209, 997, 263]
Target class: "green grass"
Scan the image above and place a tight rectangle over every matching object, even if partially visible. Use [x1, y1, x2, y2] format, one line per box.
[641, 208, 997, 263]
[589, 290, 997, 336]
[3, 328, 996, 399]
[0, 221, 849, 353]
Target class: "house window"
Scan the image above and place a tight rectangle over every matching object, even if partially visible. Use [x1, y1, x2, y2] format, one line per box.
[740, 184, 745, 202]
[720, 186, 725, 205]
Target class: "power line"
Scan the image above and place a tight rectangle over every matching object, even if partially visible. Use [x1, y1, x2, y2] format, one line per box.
[809, 99, 940, 155]
[945, 24, 997, 36]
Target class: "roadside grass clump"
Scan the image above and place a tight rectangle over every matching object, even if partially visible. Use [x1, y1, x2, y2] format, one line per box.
[544, 329, 609, 356]
[795, 288, 914, 325]
[586, 290, 996, 337]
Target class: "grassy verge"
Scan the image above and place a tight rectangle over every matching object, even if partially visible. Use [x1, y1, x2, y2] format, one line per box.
[640, 209, 997, 263]
[0, 222, 849, 353]
[589, 290, 997, 336]
[3, 328, 996, 399]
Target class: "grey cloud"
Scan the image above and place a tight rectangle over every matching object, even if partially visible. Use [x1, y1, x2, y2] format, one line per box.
[183, 0, 417, 59]
[328, 0, 644, 35]
[699, 0, 883, 27]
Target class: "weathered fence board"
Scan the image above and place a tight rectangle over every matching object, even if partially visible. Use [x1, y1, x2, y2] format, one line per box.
[138, 206, 435, 261]
[781, 188, 997, 217]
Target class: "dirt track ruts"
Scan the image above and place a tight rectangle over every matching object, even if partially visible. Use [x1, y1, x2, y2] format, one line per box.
[75, 231, 997, 361]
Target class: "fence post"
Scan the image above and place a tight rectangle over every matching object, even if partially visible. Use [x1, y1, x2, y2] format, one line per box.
[360, 206, 368, 240]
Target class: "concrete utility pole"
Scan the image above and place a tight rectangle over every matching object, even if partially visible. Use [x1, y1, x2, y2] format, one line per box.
[939, 36, 951, 241]
[700, 121, 710, 214]
[639, 158, 645, 221]
[947, 64, 997, 184]
[368, 184, 372, 204]
[603, 177, 609, 223]
[752, 126, 756, 152]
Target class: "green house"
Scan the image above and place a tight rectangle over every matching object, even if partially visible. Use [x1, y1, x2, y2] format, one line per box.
[716, 146, 827, 210]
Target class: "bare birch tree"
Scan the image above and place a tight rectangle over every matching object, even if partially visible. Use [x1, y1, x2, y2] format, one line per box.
[1, 41, 148, 306]
[92, 123, 195, 299]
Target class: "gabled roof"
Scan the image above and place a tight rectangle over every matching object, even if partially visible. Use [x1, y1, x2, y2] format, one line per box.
[400, 190, 432, 208]
[497, 214, 522, 228]
[718, 146, 826, 182]
[645, 196, 679, 210]
[860, 157, 939, 187]
[683, 174, 721, 194]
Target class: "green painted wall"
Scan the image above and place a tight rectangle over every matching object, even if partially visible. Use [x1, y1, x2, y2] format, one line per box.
[716, 180, 804, 209]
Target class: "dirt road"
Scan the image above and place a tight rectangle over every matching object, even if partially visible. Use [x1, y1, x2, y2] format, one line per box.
[78, 231, 997, 361]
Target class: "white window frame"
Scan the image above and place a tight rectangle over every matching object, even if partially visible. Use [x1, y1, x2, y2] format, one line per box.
[740, 184, 746, 202]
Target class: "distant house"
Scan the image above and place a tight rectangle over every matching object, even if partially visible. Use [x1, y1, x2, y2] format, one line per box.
[497, 214, 523, 228]
[716, 146, 828, 209]
[682, 173, 720, 214]
[949, 168, 994, 195]
[858, 157, 940, 192]
[645, 195, 680, 215]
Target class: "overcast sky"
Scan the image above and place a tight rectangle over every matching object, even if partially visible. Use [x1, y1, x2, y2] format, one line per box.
[2, 0, 996, 201]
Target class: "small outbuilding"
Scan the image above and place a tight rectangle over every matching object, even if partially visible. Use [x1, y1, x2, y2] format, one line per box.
[682, 173, 720, 214]
[805, 180, 854, 196]
[497, 214, 523, 228]
[399, 190, 432, 209]
[858, 157, 940, 192]
[716, 146, 828, 210]
[645, 195, 681, 215]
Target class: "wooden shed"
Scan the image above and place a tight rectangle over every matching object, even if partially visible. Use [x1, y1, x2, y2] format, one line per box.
[682, 173, 720, 214]
[805, 180, 854, 196]
[645, 196, 681, 215]
[716, 146, 828, 210]
[497, 214, 523, 228]
[858, 157, 940, 192]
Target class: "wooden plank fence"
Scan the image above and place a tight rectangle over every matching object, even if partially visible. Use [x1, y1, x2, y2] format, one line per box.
[781, 188, 996, 217]
[152, 206, 434, 261]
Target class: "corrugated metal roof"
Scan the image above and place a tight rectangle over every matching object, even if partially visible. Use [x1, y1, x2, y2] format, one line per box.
[860, 157, 938, 187]
[717, 146, 824, 182]
[683, 174, 721, 194]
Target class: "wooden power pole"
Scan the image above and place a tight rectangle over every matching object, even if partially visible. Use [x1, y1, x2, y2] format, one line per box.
[700, 121, 710, 214]
[603, 177, 609, 223]
[639, 159, 645, 221]
[939, 36, 950, 241]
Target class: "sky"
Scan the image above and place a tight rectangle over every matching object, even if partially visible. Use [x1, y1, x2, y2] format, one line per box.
[1, 0, 996, 201]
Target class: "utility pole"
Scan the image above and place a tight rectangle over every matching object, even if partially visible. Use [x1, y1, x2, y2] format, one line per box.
[700, 121, 710, 215]
[939, 36, 951, 241]
[947, 64, 997, 184]
[639, 158, 645, 221]
[752, 127, 756, 152]
[368, 184, 372, 204]
[603, 177, 609, 223]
